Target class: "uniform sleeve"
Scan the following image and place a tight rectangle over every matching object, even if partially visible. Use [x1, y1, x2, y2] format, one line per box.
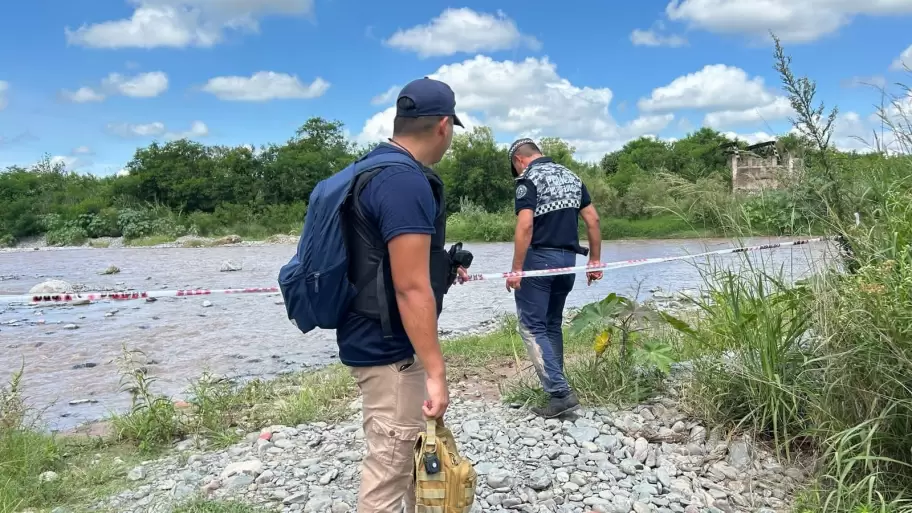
[580, 181, 592, 209]
[514, 178, 537, 214]
[367, 167, 437, 243]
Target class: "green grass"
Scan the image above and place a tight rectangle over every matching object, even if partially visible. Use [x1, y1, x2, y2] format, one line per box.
[125, 234, 176, 247]
[0, 427, 148, 513]
[599, 214, 718, 239]
[110, 346, 357, 453]
[172, 498, 268, 513]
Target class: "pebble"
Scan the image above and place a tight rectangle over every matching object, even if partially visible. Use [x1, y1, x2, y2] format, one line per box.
[39, 471, 59, 482]
[89, 398, 803, 513]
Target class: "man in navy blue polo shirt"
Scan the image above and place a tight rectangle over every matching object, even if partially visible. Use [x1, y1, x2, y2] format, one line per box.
[338, 77, 465, 512]
[505, 138, 603, 418]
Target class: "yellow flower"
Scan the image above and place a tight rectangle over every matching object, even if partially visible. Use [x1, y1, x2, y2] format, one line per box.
[594, 330, 611, 357]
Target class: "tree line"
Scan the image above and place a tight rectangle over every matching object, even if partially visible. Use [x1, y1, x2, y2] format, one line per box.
[0, 116, 883, 247]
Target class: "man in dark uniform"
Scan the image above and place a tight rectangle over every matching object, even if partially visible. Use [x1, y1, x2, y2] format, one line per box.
[506, 138, 603, 418]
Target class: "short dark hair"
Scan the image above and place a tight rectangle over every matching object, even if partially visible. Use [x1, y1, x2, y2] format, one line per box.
[393, 115, 448, 137]
[514, 141, 541, 158]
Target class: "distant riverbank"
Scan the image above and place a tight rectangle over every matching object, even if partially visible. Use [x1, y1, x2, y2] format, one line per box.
[2, 211, 745, 254]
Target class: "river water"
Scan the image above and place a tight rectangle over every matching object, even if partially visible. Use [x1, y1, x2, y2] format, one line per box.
[0, 237, 837, 431]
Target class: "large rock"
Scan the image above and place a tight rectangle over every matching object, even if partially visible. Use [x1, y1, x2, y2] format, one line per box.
[219, 260, 242, 272]
[214, 235, 242, 245]
[29, 280, 73, 294]
[220, 459, 264, 480]
[727, 440, 752, 470]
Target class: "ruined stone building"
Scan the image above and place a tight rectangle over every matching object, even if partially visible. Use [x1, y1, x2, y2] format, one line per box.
[729, 141, 803, 193]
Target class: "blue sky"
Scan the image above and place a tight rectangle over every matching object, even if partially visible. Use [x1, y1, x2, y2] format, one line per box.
[1, 0, 911, 175]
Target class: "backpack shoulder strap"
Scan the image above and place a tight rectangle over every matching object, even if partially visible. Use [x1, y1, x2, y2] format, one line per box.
[347, 150, 423, 340]
[350, 150, 424, 210]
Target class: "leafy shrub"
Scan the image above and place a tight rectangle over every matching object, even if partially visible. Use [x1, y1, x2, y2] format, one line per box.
[446, 198, 514, 242]
[45, 227, 88, 246]
[619, 177, 677, 218]
[117, 208, 186, 240]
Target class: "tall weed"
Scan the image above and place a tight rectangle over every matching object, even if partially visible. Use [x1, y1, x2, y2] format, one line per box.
[670, 260, 816, 456]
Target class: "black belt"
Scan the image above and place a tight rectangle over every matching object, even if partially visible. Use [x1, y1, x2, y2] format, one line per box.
[530, 244, 589, 257]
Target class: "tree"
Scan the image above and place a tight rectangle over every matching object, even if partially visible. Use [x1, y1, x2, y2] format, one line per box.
[435, 126, 513, 214]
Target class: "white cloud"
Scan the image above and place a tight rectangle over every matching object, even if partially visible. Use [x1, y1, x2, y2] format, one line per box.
[0, 81, 7, 110]
[60, 86, 106, 103]
[722, 131, 776, 145]
[166, 120, 209, 139]
[704, 96, 795, 128]
[630, 29, 687, 47]
[202, 71, 329, 101]
[630, 22, 687, 47]
[357, 55, 674, 162]
[843, 75, 887, 89]
[50, 155, 80, 169]
[108, 120, 209, 140]
[371, 85, 399, 106]
[664, 0, 912, 43]
[639, 64, 776, 112]
[72, 146, 93, 155]
[102, 71, 169, 97]
[384, 8, 541, 58]
[116, 168, 130, 177]
[892, 44, 912, 71]
[107, 121, 167, 137]
[61, 71, 168, 103]
[65, 0, 315, 49]
[721, 110, 882, 153]
[357, 106, 483, 146]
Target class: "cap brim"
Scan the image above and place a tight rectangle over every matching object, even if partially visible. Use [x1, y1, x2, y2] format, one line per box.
[452, 114, 464, 128]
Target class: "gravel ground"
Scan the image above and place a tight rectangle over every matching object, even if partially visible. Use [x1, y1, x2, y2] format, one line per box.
[88, 392, 806, 513]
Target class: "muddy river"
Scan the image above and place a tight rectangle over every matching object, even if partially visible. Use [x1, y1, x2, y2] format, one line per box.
[0, 237, 837, 431]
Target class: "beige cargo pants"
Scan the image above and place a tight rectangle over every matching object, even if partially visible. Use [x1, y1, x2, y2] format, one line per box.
[350, 356, 427, 513]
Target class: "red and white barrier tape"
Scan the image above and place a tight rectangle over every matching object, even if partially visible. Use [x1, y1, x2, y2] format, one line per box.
[0, 237, 830, 304]
[460, 236, 831, 282]
[0, 287, 280, 304]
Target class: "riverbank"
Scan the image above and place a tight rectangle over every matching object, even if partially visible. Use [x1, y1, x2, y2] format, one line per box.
[1, 313, 807, 513]
[0, 234, 299, 253]
[1, 212, 760, 253]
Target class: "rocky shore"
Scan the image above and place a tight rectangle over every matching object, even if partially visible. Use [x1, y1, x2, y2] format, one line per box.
[88, 389, 805, 513]
[0, 234, 299, 253]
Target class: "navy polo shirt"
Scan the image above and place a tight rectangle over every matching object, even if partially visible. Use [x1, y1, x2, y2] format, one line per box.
[514, 157, 591, 251]
[336, 143, 439, 367]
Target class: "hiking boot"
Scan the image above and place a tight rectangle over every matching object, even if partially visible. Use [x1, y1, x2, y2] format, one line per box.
[531, 393, 580, 418]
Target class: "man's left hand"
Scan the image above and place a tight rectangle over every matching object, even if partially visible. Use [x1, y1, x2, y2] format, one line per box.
[506, 275, 522, 291]
[455, 266, 468, 284]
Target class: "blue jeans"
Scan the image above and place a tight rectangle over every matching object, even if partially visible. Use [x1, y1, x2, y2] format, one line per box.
[514, 247, 576, 398]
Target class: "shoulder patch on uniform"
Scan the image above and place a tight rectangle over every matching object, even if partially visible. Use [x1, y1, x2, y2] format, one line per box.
[515, 184, 527, 199]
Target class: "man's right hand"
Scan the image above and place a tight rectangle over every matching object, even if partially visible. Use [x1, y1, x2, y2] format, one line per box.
[423, 373, 450, 418]
[586, 260, 603, 286]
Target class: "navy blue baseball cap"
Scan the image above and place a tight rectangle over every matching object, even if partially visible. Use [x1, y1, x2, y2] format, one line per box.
[396, 77, 464, 127]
